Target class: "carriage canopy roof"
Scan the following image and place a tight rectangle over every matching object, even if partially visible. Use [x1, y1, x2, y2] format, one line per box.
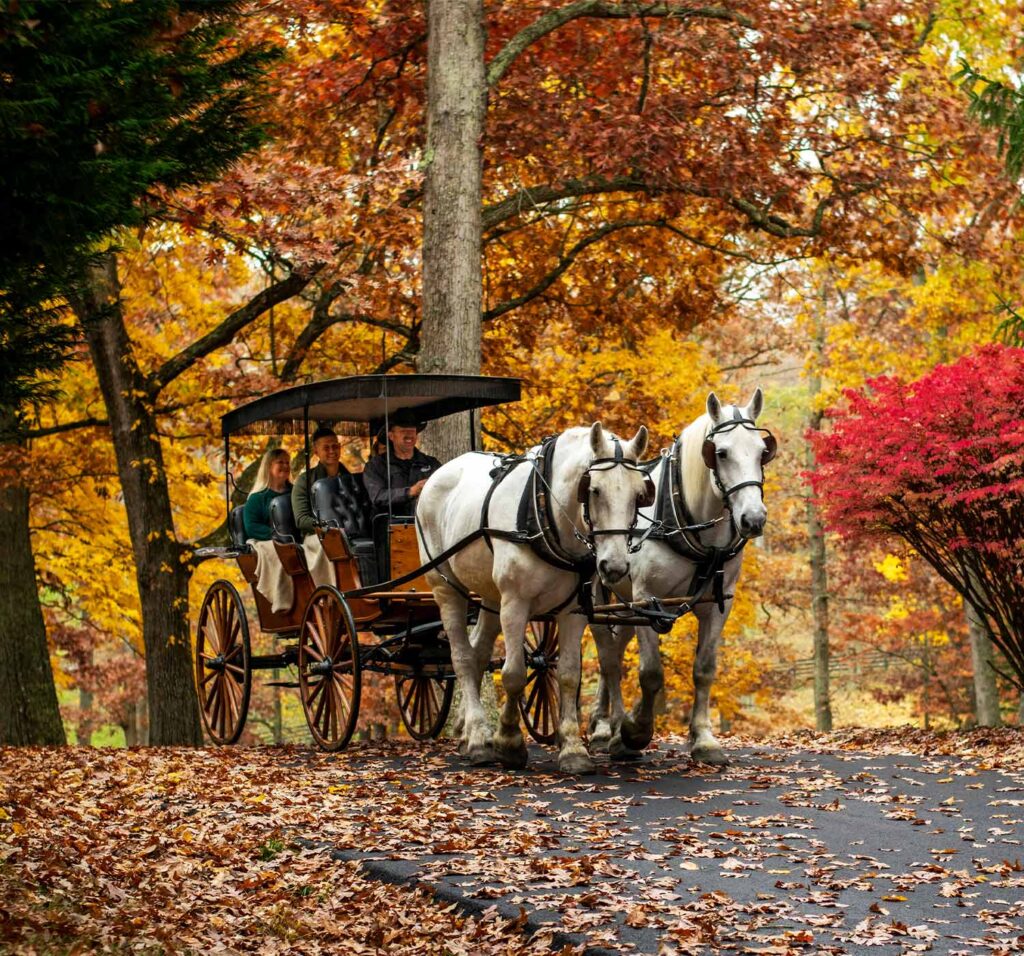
[220, 374, 522, 437]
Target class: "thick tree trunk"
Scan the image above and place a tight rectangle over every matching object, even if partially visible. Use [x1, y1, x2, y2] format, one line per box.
[73, 254, 202, 746]
[419, 0, 486, 461]
[0, 472, 66, 745]
[966, 599, 1001, 727]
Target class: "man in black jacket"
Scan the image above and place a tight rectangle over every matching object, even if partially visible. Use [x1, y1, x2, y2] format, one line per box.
[363, 409, 442, 517]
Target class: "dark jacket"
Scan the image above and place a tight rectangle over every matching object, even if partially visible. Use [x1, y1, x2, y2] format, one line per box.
[243, 484, 293, 541]
[292, 462, 353, 536]
[363, 444, 441, 516]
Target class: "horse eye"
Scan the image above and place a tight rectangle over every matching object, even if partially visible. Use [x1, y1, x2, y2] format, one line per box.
[591, 486, 600, 496]
[717, 448, 728, 459]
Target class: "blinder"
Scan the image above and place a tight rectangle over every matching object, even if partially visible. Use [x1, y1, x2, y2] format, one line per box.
[639, 474, 656, 508]
[576, 473, 591, 504]
[761, 433, 778, 464]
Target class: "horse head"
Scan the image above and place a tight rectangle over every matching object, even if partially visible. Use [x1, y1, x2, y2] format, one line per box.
[702, 388, 775, 539]
[579, 422, 650, 585]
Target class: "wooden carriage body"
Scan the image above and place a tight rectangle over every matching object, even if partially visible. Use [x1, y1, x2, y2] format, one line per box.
[195, 374, 570, 752]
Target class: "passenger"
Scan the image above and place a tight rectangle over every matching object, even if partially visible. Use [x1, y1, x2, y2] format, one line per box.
[243, 448, 292, 541]
[363, 409, 442, 517]
[292, 425, 351, 587]
[244, 448, 294, 613]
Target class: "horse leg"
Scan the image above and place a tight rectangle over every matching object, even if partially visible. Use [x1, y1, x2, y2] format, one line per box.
[689, 604, 729, 766]
[437, 585, 494, 765]
[617, 625, 662, 754]
[452, 608, 500, 740]
[492, 599, 530, 770]
[591, 624, 632, 755]
[555, 616, 595, 775]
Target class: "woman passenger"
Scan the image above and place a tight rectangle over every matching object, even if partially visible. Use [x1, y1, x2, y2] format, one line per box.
[243, 448, 292, 541]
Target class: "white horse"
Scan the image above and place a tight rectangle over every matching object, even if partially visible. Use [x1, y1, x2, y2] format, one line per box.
[416, 423, 650, 775]
[589, 390, 775, 765]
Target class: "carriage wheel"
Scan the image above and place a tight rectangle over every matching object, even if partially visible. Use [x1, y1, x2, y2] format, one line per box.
[195, 580, 252, 745]
[519, 619, 561, 745]
[298, 586, 362, 752]
[395, 668, 455, 741]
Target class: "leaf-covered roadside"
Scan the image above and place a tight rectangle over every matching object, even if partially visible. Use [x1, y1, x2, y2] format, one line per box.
[0, 747, 565, 955]
[2, 727, 1023, 954]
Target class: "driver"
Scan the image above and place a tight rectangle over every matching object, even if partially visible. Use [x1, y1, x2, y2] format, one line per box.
[363, 409, 441, 516]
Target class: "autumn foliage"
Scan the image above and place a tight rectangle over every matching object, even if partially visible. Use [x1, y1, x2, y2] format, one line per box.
[809, 344, 1024, 687]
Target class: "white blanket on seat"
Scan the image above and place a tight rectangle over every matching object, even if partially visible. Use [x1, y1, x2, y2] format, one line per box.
[249, 539, 294, 613]
[302, 534, 337, 589]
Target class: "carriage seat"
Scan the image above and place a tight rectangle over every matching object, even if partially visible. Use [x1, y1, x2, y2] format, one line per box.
[229, 505, 250, 551]
[269, 493, 301, 542]
[312, 475, 377, 586]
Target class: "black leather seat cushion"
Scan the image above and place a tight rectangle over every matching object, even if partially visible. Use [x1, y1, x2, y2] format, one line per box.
[312, 474, 377, 586]
[269, 493, 301, 542]
[311, 474, 372, 540]
[229, 505, 249, 549]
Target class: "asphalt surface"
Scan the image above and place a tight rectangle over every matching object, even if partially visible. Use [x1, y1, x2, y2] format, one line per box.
[324, 742, 1024, 954]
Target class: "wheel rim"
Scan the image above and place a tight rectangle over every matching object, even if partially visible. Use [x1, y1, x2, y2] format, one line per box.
[195, 581, 251, 745]
[396, 670, 454, 740]
[519, 619, 560, 744]
[299, 587, 361, 751]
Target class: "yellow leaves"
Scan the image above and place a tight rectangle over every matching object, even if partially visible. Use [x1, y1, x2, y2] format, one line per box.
[874, 554, 907, 583]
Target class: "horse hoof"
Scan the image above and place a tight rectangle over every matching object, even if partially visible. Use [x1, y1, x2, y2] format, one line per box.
[495, 741, 529, 771]
[620, 717, 653, 751]
[691, 744, 729, 767]
[467, 741, 496, 766]
[608, 735, 644, 761]
[559, 751, 596, 776]
[589, 731, 611, 754]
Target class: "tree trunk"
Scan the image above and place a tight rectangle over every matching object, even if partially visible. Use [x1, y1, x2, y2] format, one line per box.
[419, 0, 486, 461]
[72, 254, 202, 746]
[806, 310, 832, 732]
[966, 598, 1001, 727]
[0, 471, 67, 745]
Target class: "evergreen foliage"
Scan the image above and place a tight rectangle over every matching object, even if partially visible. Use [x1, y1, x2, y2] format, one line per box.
[0, 0, 278, 426]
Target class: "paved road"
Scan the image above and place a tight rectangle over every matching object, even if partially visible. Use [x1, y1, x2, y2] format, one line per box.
[322, 742, 1024, 954]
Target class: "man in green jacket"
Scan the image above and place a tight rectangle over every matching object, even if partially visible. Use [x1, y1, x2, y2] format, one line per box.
[292, 425, 352, 536]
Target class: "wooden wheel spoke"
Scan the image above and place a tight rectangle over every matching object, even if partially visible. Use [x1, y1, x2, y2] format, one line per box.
[313, 677, 330, 731]
[304, 642, 325, 662]
[399, 678, 416, 713]
[305, 675, 325, 707]
[225, 662, 246, 679]
[524, 673, 544, 713]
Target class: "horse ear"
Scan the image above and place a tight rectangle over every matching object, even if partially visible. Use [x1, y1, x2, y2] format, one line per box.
[746, 387, 764, 422]
[706, 392, 723, 423]
[589, 422, 605, 454]
[627, 425, 648, 459]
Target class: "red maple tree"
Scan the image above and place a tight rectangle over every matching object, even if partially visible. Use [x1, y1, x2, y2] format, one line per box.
[809, 344, 1024, 688]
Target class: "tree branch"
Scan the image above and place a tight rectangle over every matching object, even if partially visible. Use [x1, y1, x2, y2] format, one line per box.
[487, 1, 754, 87]
[150, 267, 321, 393]
[484, 218, 663, 321]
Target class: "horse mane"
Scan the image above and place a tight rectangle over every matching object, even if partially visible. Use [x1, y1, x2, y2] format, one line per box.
[678, 411, 719, 519]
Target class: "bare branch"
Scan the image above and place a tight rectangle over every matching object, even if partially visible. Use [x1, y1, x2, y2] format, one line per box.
[487, 1, 754, 87]
[151, 268, 321, 393]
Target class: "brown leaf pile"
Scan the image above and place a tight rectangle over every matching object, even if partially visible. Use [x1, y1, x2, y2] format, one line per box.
[734, 727, 1024, 771]
[0, 747, 574, 955]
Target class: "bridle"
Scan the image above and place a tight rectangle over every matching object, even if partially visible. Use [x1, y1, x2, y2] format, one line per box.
[575, 437, 656, 553]
[700, 413, 778, 502]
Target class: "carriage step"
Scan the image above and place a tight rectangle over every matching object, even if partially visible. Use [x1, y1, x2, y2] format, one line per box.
[265, 680, 301, 688]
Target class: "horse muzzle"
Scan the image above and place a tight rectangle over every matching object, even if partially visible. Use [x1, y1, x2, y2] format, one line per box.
[738, 507, 767, 539]
[598, 557, 629, 585]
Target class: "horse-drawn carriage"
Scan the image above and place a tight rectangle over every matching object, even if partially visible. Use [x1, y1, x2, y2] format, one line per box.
[195, 373, 776, 771]
[193, 374, 564, 751]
